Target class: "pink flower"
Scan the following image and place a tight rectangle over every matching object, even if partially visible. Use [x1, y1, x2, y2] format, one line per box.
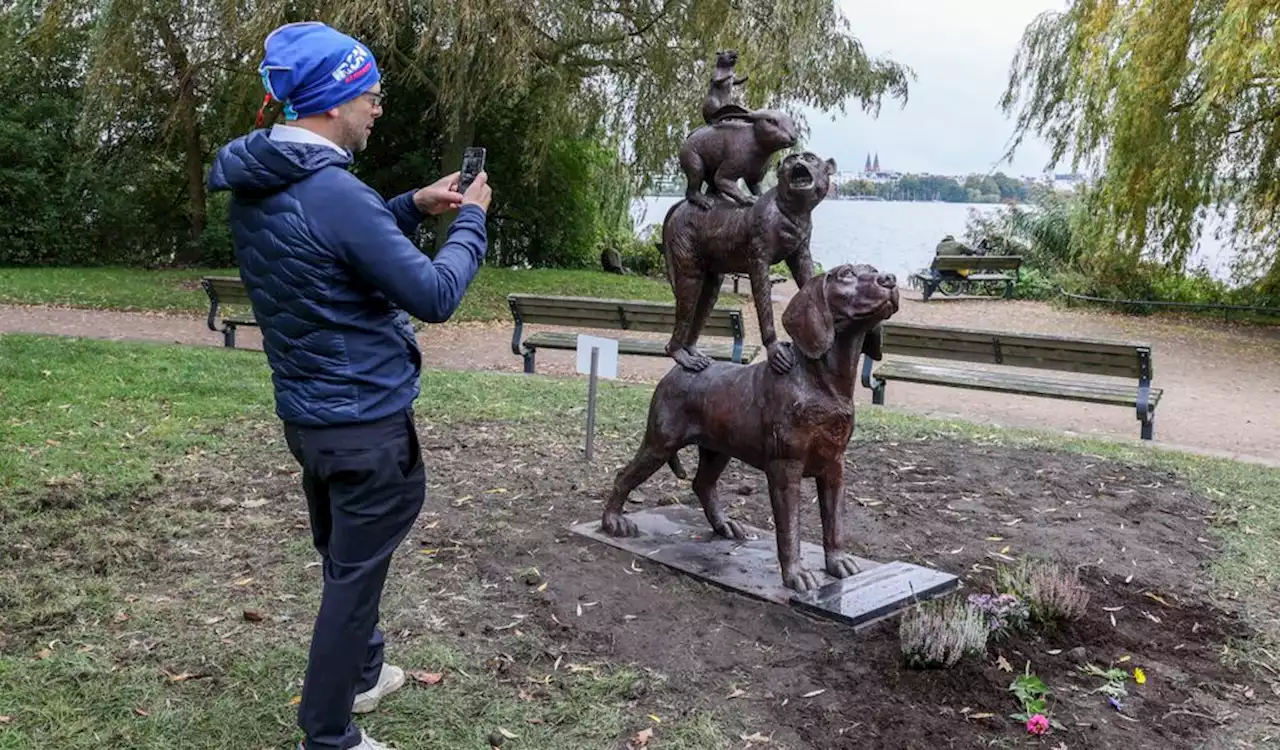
[1026, 714, 1049, 735]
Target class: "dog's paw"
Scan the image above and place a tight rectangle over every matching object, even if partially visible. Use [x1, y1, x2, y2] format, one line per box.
[601, 513, 639, 538]
[766, 342, 795, 374]
[673, 347, 712, 372]
[825, 553, 862, 579]
[714, 518, 749, 540]
[783, 568, 822, 592]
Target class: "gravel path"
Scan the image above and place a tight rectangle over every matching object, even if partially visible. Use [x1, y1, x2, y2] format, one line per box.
[3, 282, 1277, 463]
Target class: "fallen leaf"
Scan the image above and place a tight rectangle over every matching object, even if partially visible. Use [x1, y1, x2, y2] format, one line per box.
[727, 687, 747, 699]
[968, 712, 996, 720]
[1047, 649, 1063, 655]
[740, 732, 771, 743]
[648, 714, 662, 723]
[0, 716, 11, 724]
[996, 656, 1013, 673]
[35, 648, 52, 660]
[409, 670, 444, 686]
[134, 707, 149, 717]
[241, 498, 268, 509]
[536, 582, 548, 592]
[243, 610, 264, 622]
[630, 727, 654, 748]
[999, 546, 1011, 555]
[1117, 655, 1131, 663]
[801, 689, 826, 698]
[1145, 592, 1170, 606]
[114, 610, 130, 623]
[289, 695, 302, 706]
[234, 577, 254, 586]
[497, 727, 518, 739]
[203, 616, 225, 625]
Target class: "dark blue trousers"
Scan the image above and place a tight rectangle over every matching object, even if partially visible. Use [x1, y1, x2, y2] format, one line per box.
[283, 409, 425, 750]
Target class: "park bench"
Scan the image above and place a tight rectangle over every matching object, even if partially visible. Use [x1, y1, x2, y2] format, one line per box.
[860, 322, 1161, 440]
[729, 272, 788, 294]
[909, 255, 1023, 301]
[508, 293, 760, 374]
[200, 276, 256, 348]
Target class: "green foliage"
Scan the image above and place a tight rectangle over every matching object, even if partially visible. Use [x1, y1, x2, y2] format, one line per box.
[1000, 0, 1280, 292]
[838, 171, 1034, 203]
[1009, 671, 1050, 720]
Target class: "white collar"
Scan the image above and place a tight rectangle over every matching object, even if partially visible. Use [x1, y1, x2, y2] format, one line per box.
[269, 124, 348, 156]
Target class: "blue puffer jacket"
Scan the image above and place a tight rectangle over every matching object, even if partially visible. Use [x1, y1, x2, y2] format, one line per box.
[206, 129, 487, 427]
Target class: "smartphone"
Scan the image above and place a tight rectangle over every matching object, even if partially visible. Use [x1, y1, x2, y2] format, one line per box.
[457, 147, 486, 194]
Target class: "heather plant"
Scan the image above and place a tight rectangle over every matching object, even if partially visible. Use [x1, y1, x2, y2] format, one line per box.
[997, 560, 1090, 623]
[900, 597, 988, 669]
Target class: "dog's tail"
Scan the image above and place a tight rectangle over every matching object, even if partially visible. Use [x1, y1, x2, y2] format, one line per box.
[667, 454, 688, 480]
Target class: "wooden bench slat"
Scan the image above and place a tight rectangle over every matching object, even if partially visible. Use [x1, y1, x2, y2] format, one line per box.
[873, 361, 1163, 408]
[524, 332, 758, 362]
[931, 255, 1023, 271]
[513, 305, 738, 337]
[882, 322, 1147, 357]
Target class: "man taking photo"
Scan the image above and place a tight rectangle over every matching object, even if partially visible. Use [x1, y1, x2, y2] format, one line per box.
[207, 21, 492, 750]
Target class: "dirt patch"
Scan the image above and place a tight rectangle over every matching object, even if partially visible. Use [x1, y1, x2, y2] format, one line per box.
[412, 426, 1267, 749]
[6, 420, 1274, 748]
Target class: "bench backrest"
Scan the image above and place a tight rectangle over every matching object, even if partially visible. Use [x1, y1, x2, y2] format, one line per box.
[931, 255, 1023, 272]
[878, 321, 1152, 380]
[508, 294, 743, 339]
[201, 276, 252, 305]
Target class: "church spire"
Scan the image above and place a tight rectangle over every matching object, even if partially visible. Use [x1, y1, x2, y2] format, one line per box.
[873, 152, 880, 172]
[864, 153, 871, 172]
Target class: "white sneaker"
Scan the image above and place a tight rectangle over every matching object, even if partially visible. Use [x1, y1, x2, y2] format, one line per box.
[298, 730, 393, 750]
[353, 730, 394, 750]
[352, 664, 406, 714]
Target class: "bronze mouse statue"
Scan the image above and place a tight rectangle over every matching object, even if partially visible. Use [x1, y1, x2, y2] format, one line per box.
[702, 49, 751, 124]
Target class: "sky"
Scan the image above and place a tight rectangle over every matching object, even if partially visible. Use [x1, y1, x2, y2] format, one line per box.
[799, 0, 1068, 179]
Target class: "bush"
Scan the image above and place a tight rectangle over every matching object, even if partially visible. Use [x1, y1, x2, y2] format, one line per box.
[899, 597, 988, 669]
[996, 560, 1089, 623]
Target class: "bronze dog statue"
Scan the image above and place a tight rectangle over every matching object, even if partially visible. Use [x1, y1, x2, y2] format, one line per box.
[662, 151, 835, 374]
[602, 264, 900, 592]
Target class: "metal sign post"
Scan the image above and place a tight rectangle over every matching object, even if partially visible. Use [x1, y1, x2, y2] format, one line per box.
[575, 335, 618, 462]
[585, 346, 599, 461]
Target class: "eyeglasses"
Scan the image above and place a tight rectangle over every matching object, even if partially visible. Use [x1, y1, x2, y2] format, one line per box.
[362, 90, 386, 107]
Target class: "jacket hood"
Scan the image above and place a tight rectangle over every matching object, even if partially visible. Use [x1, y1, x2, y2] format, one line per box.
[208, 129, 351, 197]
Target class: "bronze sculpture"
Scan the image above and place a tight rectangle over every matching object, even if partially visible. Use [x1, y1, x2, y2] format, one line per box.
[701, 49, 750, 125]
[679, 109, 798, 209]
[663, 151, 836, 373]
[601, 264, 900, 592]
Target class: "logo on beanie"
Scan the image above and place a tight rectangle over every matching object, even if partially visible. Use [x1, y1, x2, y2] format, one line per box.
[331, 44, 373, 84]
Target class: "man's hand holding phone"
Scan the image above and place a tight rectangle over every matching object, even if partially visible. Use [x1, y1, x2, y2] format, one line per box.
[461, 171, 491, 213]
[413, 172, 465, 216]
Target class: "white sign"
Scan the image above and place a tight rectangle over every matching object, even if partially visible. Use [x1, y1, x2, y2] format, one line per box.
[576, 334, 619, 379]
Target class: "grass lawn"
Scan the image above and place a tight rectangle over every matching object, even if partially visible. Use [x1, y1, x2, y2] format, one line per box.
[2, 333, 1278, 748]
[0, 266, 684, 323]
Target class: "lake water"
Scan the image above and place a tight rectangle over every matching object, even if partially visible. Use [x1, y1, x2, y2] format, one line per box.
[630, 197, 1238, 284]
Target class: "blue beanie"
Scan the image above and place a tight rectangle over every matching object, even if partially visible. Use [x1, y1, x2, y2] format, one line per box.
[258, 22, 381, 119]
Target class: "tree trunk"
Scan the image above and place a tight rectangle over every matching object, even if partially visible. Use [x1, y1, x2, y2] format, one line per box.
[174, 83, 206, 265]
[433, 115, 477, 255]
[154, 15, 205, 266]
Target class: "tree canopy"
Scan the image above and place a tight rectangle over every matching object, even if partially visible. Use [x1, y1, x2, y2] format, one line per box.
[6, 0, 912, 268]
[1000, 0, 1280, 293]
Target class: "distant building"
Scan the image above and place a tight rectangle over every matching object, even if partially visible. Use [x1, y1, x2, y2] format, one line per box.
[861, 151, 900, 184]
